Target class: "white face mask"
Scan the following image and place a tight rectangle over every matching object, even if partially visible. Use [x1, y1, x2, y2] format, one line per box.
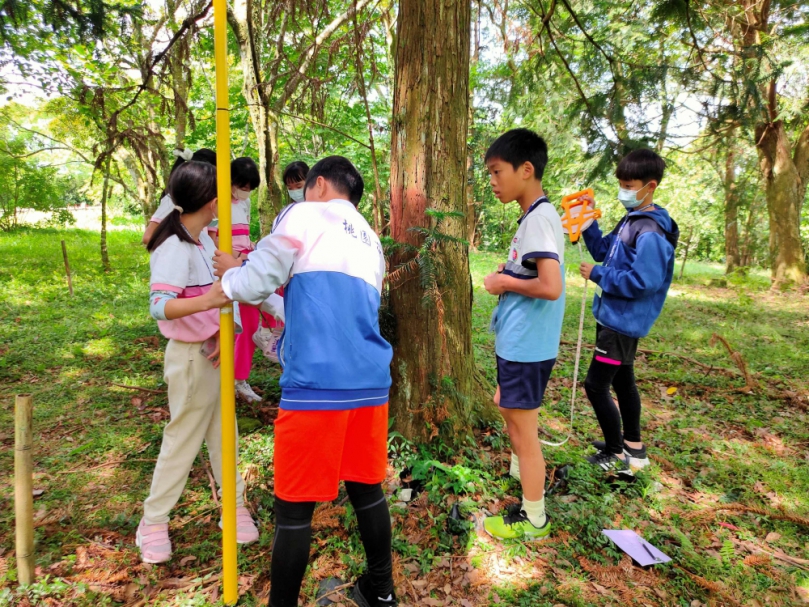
[288, 188, 304, 202]
[617, 183, 650, 210]
[210, 200, 218, 220]
[232, 187, 251, 201]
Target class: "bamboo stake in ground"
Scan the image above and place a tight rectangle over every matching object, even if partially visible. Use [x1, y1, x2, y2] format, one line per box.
[15, 394, 34, 586]
[61, 240, 73, 296]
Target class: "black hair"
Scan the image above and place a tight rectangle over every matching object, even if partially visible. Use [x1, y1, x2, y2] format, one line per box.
[147, 161, 217, 252]
[161, 148, 217, 198]
[282, 160, 309, 186]
[615, 148, 666, 184]
[304, 156, 364, 205]
[231, 157, 261, 190]
[484, 128, 548, 181]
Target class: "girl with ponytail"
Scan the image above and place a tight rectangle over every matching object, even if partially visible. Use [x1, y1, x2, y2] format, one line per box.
[139, 160, 259, 564]
[141, 148, 217, 245]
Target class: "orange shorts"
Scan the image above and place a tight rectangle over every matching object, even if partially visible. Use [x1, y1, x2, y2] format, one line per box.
[273, 403, 389, 502]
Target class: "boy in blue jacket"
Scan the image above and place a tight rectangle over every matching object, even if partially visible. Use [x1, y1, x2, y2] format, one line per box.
[579, 149, 679, 477]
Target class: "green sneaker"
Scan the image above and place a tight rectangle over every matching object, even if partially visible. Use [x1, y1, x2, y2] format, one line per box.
[483, 507, 551, 541]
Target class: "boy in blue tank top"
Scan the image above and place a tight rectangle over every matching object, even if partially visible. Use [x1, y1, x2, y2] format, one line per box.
[481, 129, 566, 541]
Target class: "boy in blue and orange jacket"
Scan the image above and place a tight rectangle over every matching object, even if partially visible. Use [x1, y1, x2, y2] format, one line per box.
[213, 156, 396, 607]
[578, 149, 679, 478]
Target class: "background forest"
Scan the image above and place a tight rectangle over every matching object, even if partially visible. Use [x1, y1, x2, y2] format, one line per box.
[2, 0, 808, 281]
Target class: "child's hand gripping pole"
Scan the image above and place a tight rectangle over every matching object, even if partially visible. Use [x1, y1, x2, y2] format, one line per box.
[542, 190, 598, 447]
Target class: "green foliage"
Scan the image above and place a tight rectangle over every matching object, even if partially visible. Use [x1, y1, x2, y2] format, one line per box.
[0, 109, 82, 230]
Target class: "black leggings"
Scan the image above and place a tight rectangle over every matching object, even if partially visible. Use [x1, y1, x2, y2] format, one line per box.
[270, 482, 393, 607]
[584, 358, 642, 455]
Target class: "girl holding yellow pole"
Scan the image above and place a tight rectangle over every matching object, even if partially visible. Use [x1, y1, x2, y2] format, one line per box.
[138, 161, 259, 564]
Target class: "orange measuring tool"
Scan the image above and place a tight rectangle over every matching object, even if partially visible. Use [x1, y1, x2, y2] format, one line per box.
[560, 188, 601, 243]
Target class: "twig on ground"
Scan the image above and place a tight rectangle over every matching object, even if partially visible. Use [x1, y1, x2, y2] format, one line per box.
[55, 458, 155, 474]
[304, 581, 354, 607]
[560, 340, 742, 377]
[111, 382, 166, 394]
[206, 463, 220, 507]
[710, 333, 757, 390]
[676, 565, 742, 606]
[685, 503, 809, 527]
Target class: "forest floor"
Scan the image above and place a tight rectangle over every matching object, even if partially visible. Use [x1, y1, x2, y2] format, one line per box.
[2, 227, 809, 607]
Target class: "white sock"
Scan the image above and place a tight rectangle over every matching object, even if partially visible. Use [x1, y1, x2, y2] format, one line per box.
[509, 453, 520, 481]
[522, 496, 546, 528]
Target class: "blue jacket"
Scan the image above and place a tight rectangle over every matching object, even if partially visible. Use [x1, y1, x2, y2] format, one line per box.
[582, 206, 679, 338]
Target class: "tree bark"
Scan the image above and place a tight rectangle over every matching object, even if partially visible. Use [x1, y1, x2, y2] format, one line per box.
[466, 0, 481, 249]
[755, 120, 808, 286]
[723, 144, 742, 273]
[100, 155, 112, 272]
[229, 0, 279, 233]
[388, 0, 477, 442]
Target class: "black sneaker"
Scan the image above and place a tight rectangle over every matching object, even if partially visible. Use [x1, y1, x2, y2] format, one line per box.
[351, 574, 397, 607]
[591, 440, 649, 470]
[585, 451, 634, 477]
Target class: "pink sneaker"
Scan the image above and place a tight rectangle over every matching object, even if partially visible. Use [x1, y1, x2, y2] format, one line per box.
[219, 507, 259, 544]
[136, 519, 172, 564]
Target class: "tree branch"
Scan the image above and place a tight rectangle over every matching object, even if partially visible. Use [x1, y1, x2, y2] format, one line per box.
[530, 1, 613, 145]
[111, 0, 213, 122]
[277, 110, 371, 149]
[0, 146, 76, 159]
[276, 0, 374, 108]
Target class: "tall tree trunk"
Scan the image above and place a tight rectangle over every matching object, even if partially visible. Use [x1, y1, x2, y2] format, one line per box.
[755, 120, 808, 286]
[352, 7, 384, 234]
[388, 0, 475, 442]
[466, 0, 481, 249]
[229, 0, 282, 233]
[100, 155, 112, 272]
[724, 144, 742, 273]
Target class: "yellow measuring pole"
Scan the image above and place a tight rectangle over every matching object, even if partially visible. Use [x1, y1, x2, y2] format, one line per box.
[212, 0, 238, 602]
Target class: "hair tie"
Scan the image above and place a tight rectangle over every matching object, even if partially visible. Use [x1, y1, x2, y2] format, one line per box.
[172, 148, 194, 161]
[173, 204, 184, 213]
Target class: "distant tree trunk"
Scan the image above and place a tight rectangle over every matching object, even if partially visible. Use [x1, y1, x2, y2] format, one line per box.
[229, 2, 281, 233]
[723, 144, 742, 273]
[388, 0, 476, 442]
[100, 155, 112, 272]
[466, 0, 481, 249]
[741, 195, 762, 267]
[755, 119, 808, 286]
[352, 8, 384, 234]
[169, 36, 191, 152]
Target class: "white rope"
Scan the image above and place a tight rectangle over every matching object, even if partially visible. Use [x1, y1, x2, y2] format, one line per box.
[541, 239, 587, 447]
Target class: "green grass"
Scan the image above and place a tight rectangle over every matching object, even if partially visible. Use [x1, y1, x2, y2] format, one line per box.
[1, 227, 808, 606]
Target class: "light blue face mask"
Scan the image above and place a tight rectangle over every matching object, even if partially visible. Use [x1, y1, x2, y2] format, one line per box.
[288, 188, 304, 202]
[617, 184, 650, 210]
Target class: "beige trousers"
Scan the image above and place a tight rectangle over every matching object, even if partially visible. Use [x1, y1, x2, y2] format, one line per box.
[143, 339, 245, 524]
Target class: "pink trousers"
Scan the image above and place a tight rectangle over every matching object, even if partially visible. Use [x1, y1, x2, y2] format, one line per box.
[234, 296, 283, 380]
[234, 303, 259, 380]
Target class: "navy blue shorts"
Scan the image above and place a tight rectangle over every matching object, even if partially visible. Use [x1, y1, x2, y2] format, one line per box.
[496, 355, 556, 410]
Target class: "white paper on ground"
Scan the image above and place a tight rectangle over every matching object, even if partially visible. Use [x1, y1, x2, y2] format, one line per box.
[602, 529, 671, 566]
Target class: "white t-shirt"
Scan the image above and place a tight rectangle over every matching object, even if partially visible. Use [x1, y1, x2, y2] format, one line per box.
[209, 196, 253, 253]
[494, 197, 566, 362]
[150, 194, 175, 223]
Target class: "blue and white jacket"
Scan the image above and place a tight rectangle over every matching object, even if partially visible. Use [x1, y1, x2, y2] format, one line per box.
[582, 206, 679, 339]
[221, 199, 392, 411]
